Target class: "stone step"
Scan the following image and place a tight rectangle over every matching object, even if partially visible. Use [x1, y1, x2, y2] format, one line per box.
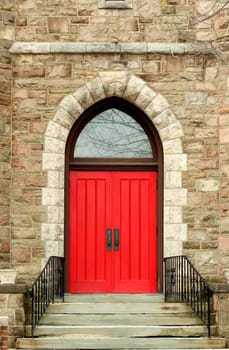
[46, 302, 193, 314]
[64, 293, 164, 303]
[16, 336, 226, 349]
[25, 324, 215, 338]
[37, 312, 203, 326]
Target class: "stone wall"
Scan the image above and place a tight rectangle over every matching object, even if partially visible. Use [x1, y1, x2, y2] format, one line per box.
[3, 0, 229, 283]
[0, 0, 15, 269]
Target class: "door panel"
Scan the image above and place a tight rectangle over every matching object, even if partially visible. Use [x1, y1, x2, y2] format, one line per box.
[113, 173, 157, 292]
[69, 171, 157, 293]
[69, 173, 112, 292]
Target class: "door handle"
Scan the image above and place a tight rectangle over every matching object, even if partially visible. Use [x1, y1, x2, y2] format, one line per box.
[106, 228, 112, 251]
[114, 228, 120, 251]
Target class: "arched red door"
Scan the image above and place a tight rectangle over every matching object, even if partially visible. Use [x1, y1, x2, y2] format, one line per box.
[65, 97, 163, 293]
[69, 171, 157, 293]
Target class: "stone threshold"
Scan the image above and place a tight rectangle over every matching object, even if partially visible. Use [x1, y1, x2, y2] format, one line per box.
[9, 41, 218, 55]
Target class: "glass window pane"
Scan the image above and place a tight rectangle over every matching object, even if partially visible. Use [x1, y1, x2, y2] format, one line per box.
[74, 108, 153, 158]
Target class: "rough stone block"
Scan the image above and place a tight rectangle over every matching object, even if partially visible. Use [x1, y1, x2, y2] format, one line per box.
[135, 85, 157, 110]
[48, 17, 69, 33]
[164, 188, 187, 206]
[42, 188, 64, 206]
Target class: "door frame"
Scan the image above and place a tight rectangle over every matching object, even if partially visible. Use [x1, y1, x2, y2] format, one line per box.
[64, 96, 164, 293]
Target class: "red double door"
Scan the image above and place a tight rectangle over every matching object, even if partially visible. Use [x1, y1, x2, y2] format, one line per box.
[69, 171, 157, 293]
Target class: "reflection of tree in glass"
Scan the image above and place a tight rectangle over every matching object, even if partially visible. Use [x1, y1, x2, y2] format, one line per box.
[74, 108, 153, 158]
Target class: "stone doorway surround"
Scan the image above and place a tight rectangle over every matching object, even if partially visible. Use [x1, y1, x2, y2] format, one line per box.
[41, 71, 187, 262]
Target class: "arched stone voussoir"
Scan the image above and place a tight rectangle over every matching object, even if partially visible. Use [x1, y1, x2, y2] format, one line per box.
[98, 71, 131, 98]
[53, 107, 76, 130]
[59, 94, 84, 119]
[86, 75, 106, 103]
[45, 120, 70, 142]
[160, 121, 184, 142]
[153, 108, 177, 130]
[72, 85, 94, 111]
[145, 94, 170, 119]
[123, 74, 146, 103]
[135, 85, 157, 111]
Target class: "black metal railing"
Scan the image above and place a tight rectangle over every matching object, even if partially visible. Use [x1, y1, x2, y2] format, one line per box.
[164, 255, 214, 337]
[29, 256, 64, 337]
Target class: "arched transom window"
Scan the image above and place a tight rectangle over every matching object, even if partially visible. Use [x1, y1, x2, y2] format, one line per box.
[67, 97, 160, 171]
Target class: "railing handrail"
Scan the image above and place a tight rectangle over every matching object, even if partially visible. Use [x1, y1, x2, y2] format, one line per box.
[164, 255, 214, 337]
[29, 256, 64, 337]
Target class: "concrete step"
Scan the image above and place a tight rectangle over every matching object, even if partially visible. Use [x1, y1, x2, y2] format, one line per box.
[20, 294, 224, 350]
[37, 312, 203, 326]
[25, 324, 216, 337]
[16, 336, 226, 349]
[64, 293, 164, 303]
[46, 302, 193, 314]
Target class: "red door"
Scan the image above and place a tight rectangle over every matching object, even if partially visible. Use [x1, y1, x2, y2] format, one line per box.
[69, 171, 157, 293]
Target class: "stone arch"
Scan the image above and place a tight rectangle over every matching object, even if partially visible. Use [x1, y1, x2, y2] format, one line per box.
[42, 71, 187, 261]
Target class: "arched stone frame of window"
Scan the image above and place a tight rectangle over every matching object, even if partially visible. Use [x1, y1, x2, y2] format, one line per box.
[41, 71, 187, 293]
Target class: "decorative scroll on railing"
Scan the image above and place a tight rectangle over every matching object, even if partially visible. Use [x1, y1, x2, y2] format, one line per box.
[29, 256, 64, 337]
[164, 255, 214, 337]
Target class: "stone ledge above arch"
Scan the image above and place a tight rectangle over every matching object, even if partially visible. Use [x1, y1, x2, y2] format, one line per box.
[42, 71, 187, 260]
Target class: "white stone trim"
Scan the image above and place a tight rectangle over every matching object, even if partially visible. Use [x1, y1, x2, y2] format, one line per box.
[9, 42, 218, 55]
[98, 0, 133, 9]
[41, 71, 188, 259]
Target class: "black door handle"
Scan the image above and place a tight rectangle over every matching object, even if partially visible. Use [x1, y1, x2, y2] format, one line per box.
[114, 228, 120, 251]
[106, 228, 112, 251]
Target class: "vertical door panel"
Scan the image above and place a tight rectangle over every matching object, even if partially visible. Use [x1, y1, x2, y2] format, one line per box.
[69, 172, 112, 292]
[113, 172, 157, 292]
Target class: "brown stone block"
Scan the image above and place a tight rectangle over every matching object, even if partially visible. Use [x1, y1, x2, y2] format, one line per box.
[11, 247, 31, 263]
[13, 68, 45, 78]
[16, 27, 35, 41]
[198, 158, 218, 170]
[219, 235, 229, 254]
[0, 240, 10, 253]
[162, 57, 184, 73]
[48, 17, 69, 33]
[32, 247, 45, 258]
[25, 174, 47, 187]
[183, 241, 200, 249]
[0, 93, 10, 106]
[201, 241, 218, 249]
[48, 93, 64, 105]
[71, 16, 89, 24]
[12, 144, 30, 157]
[0, 81, 10, 94]
[0, 209, 9, 226]
[16, 17, 27, 26]
[46, 64, 72, 78]
[11, 227, 36, 239]
[220, 106, 229, 114]
[29, 122, 47, 133]
[28, 89, 46, 104]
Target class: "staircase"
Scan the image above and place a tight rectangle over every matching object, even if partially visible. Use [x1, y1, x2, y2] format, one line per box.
[16, 293, 226, 350]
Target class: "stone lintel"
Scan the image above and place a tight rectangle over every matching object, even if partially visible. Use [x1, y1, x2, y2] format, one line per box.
[9, 42, 218, 55]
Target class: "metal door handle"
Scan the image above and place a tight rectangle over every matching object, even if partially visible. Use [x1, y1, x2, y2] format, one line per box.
[106, 228, 112, 251]
[114, 228, 120, 251]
